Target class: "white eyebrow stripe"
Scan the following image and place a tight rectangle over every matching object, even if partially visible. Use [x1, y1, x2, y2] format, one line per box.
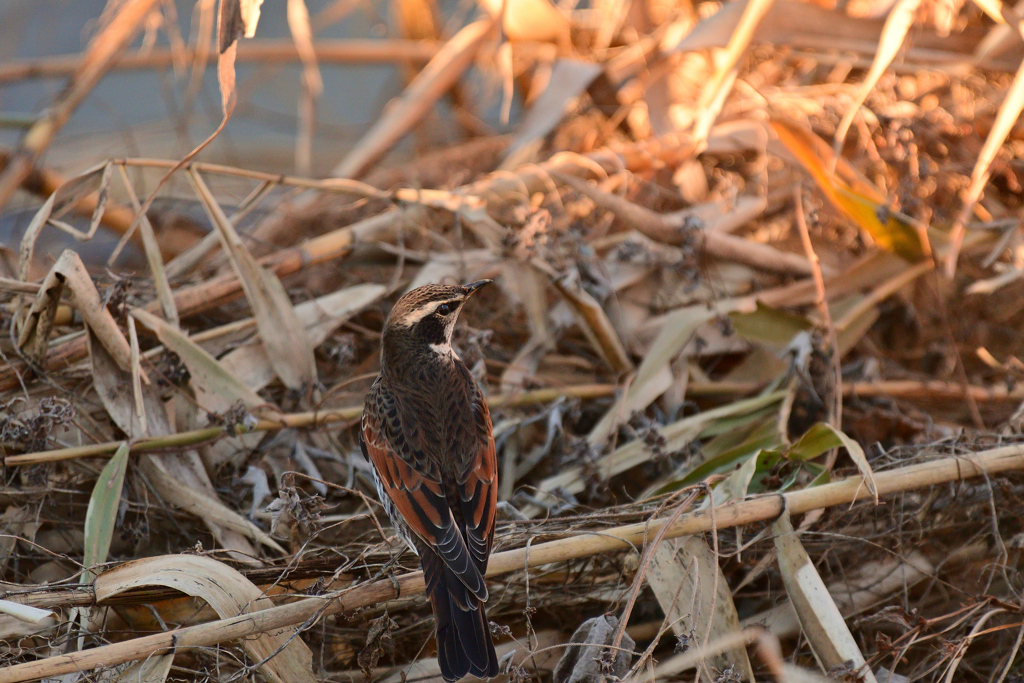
[396, 298, 462, 326]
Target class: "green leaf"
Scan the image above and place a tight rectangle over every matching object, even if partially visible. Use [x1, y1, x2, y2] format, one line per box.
[729, 302, 811, 350]
[665, 415, 783, 494]
[82, 442, 129, 581]
[788, 423, 876, 497]
[788, 423, 844, 461]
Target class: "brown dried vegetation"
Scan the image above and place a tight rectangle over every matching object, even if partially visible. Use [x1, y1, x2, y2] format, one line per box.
[2, 0, 1024, 682]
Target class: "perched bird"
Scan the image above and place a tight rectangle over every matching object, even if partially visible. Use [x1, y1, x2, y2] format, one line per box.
[361, 281, 499, 681]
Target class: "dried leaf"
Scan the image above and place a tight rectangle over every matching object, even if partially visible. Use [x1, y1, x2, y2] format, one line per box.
[0, 600, 54, 625]
[476, 0, 571, 44]
[588, 305, 718, 445]
[188, 168, 316, 392]
[221, 283, 386, 391]
[15, 162, 109, 288]
[550, 268, 633, 375]
[803, 423, 877, 501]
[88, 326, 269, 557]
[95, 555, 314, 683]
[115, 164, 177, 326]
[111, 653, 174, 683]
[646, 537, 754, 679]
[129, 307, 268, 416]
[945, 51, 1024, 275]
[694, 0, 775, 142]
[772, 119, 926, 262]
[18, 250, 142, 381]
[504, 59, 604, 168]
[833, 0, 923, 155]
[530, 390, 786, 515]
[772, 510, 878, 681]
[552, 616, 634, 683]
[217, 0, 264, 114]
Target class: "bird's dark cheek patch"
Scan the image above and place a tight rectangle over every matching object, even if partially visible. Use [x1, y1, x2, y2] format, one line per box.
[417, 317, 448, 345]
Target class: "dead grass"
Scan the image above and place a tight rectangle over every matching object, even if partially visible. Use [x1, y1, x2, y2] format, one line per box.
[1, 0, 1024, 682]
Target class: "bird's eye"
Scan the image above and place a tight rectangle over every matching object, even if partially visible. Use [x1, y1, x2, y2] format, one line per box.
[436, 303, 452, 315]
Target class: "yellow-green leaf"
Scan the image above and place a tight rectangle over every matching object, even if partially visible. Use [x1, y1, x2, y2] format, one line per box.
[82, 442, 129, 580]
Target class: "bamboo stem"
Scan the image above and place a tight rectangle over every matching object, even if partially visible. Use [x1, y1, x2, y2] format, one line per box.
[2, 444, 1022, 683]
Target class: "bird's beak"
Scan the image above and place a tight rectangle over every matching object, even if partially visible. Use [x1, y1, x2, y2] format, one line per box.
[463, 279, 492, 296]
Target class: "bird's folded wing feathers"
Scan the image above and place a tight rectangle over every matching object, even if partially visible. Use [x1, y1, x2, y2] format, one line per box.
[458, 397, 498, 574]
[362, 406, 488, 601]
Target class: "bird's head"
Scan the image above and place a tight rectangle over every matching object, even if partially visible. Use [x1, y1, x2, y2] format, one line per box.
[382, 280, 491, 358]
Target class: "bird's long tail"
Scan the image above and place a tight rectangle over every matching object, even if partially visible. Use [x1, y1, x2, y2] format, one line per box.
[420, 545, 498, 681]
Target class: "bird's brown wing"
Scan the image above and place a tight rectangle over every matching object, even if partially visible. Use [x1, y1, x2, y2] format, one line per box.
[457, 390, 498, 576]
[361, 382, 487, 602]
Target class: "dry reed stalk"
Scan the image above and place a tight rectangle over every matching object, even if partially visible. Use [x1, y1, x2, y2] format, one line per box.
[119, 158, 385, 198]
[552, 171, 813, 276]
[0, 0, 163, 210]
[3, 444, 1023, 683]
[7, 376, 1023, 467]
[0, 40, 441, 85]
[0, 154, 139, 247]
[0, 127, 714, 393]
[0, 210, 400, 392]
[3, 384, 616, 466]
[331, 18, 499, 179]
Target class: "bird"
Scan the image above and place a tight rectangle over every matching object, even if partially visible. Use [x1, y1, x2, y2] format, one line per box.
[360, 280, 499, 681]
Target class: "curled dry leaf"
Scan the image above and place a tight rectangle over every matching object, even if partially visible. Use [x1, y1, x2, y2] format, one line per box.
[549, 267, 633, 375]
[15, 162, 112, 285]
[18, 250, 142, 382]
[95, 554, 314, 683]
[218, 0, 265, 114]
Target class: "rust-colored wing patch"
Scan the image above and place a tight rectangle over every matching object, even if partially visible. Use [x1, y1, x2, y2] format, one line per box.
[362, 395, 487, 601]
